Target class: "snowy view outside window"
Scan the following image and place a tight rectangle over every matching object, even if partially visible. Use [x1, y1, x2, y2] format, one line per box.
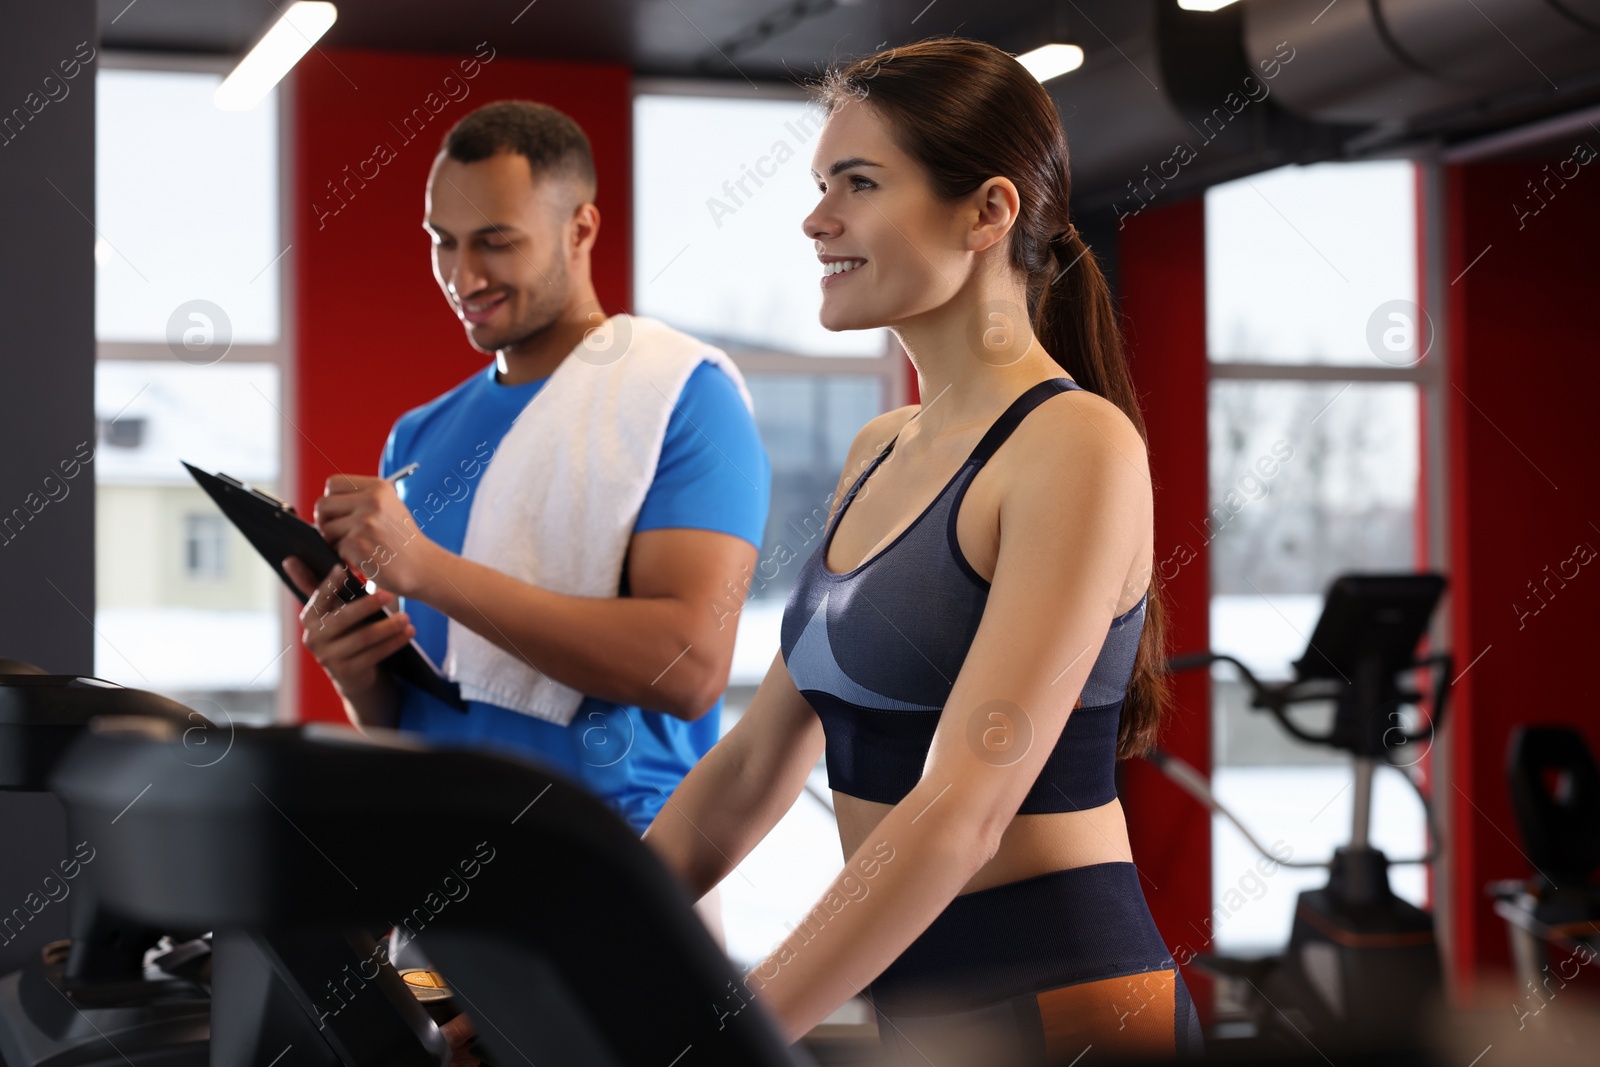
[1207, 161, 1417, 365]
[97, 68, 280, 344]
[94, 66, 285, 726]
[93, 361, 285, 721]
[634, 93, 882, 359]
[1203, 161, 1429, 958]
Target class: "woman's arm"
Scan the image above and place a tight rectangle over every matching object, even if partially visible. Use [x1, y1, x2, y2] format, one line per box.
[640, 405, 920, 898]
[642, 648, 826, 899]
[738, 391, 1154, 1041]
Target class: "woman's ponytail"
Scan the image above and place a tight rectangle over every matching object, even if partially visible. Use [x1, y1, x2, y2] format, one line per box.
[1034, 225, 1172, 758]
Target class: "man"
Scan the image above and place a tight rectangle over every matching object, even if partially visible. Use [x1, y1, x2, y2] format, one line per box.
[284, 101, 769, 945]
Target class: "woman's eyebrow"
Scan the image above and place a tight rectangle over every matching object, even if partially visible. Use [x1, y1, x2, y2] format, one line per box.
[810, 157, 885, 179]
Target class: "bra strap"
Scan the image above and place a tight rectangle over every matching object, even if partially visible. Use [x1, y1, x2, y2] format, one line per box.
[831, 377, 1081, 533]
[967, 378, 1083, 466]
[830, 439, 893, 534]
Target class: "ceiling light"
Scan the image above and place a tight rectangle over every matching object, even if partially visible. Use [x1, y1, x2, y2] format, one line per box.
[1015, 43, 1085, 84]
[215, 2, 338, 111]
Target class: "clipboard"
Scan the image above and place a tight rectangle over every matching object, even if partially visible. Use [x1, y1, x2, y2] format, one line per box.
[181, 461, 467, 713]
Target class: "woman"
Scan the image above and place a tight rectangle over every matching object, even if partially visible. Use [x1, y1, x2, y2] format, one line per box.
[448, 34, 1201, 1066]
[645, 37, 1201, 1064]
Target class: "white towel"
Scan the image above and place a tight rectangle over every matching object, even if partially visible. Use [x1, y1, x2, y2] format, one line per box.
[443, 313, 754, 726]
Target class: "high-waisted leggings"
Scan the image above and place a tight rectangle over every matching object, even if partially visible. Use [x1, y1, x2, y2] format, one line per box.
[866, 861, 1205, 1065]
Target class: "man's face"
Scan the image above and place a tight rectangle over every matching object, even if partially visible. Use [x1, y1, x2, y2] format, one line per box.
[424, 150, 576, 353]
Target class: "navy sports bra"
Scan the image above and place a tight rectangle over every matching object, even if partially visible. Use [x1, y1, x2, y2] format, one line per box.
[779, 378, 1148, 814]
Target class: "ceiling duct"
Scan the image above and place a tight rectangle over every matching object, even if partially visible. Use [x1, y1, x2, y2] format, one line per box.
[1242, 0, 1600, 125]
[1047, 2, 1359, 215]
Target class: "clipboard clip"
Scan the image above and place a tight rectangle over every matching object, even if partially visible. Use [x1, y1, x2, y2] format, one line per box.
[215, 473, 299, 516]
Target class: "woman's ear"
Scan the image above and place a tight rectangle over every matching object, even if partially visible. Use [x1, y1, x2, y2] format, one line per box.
[967, 176, 1020, 254]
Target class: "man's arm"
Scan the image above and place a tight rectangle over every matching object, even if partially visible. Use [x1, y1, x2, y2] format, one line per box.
[411, 529, 757, 720]
[318, 362, 766, 722]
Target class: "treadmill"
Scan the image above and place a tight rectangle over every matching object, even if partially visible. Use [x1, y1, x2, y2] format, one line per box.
[0, 674, 211, 1066]
[45, 708, 809, 1066]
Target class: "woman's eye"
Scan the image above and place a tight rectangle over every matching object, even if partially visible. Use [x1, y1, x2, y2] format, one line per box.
[817, 176, 874, 194]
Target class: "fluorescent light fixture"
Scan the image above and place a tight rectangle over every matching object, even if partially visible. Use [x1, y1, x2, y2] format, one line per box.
[1178, 0, 1242, 10]
[1015, 43, 1085, 84]
[215, 2, 338, 111]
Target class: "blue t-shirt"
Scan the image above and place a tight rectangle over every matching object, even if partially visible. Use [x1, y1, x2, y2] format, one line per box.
[380, 358, 770, 834]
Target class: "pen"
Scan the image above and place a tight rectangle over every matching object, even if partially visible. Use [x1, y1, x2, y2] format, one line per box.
[386, 461, 420, 484]
[366, 461, 420, 599]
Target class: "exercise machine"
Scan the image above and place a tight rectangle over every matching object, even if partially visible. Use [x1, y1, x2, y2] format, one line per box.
[0, 673, 212, 1066]
[1487, 724, 1600, 1008]
[1149, 572, 1454, 1051]
[46, 711, 810, 1066]
[2, 673, 811, 1065]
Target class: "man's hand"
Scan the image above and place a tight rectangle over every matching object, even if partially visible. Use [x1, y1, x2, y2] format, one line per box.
[284, 556, 414, 701]
[312, 475, 442, 599]
[439, 1013, 479, 1066]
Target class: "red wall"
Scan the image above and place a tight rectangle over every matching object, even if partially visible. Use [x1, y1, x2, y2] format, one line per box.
[290, 48, 633, 724]
[1117, 198, 1215, 1021]
[1442, 149, 1600, 1001]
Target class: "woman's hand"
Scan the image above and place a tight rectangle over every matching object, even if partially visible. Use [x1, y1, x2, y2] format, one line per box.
[439, 1012, 480, 1065]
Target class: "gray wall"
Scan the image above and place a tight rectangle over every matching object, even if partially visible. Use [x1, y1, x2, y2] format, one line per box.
[0, 0, 99, 973]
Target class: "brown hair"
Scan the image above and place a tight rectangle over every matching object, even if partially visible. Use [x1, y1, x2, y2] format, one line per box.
[812, 36, 1172, 759]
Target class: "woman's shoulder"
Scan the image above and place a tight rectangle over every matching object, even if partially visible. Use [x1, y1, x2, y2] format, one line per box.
[825, 405, 921, 510]
[846, 404, 919, 467]
[997, 386, 1151, 521]
[1018, 384, 1145, 466]
[859, 403, 921, 448]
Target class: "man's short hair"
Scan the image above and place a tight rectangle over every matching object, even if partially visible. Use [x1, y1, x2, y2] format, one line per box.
[441, 101, 598, 204]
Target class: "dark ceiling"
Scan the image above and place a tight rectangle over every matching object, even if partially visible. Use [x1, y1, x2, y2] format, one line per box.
[100, 0, 1600, 215]
[100, 0, 1074, 79]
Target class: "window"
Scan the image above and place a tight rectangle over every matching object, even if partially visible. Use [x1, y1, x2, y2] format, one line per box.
[634, 87, 901, 1007]
[99, 415, 147, 449]
[95, 56, 288, 726]
[1203, 161, 1432, 960]
[184, 514, 228, 579]
[634, 92, 887, 359]
[96, 66, 280, 345]
[1206, 162, 1419, 365]
[95, 359, 284, 715]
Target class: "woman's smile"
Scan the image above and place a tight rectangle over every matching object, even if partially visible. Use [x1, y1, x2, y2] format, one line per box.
[820, 256, 869, 288]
